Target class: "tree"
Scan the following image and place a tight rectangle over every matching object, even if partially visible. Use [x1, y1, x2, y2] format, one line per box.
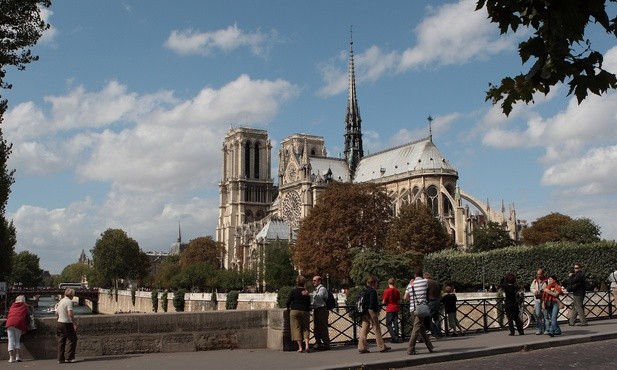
[90, 228, 149, 288]
[471, 221, 515, 252]
[385, 202, 453, 268]
[59, 263, 90, 284]
[0, 0, 51, 282]
[291, 182, 393, 284]
[522, 212, 601, 245]
[264, 239, 296, 291]
[349, 250, 415, 286]
[477, 0, 617, 115]
[10, 250, 43, 287]
[155, 255, 181, 290]
[180, 236, 225, 269]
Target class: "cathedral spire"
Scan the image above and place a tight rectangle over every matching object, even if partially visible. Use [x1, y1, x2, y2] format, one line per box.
[177, 220, 182, 243]
[344, 26, 363, 178]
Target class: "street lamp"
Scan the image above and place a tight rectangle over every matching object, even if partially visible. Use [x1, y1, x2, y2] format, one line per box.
[326, 273, 330, 291]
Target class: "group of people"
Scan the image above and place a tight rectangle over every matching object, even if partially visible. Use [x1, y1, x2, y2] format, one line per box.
[285, 275, 331, 353]
[4, 288, 78, 364]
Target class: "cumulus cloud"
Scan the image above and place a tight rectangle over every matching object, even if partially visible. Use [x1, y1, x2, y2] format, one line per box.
[39, 7, 57, 44]
[164, 24, 281, 58]
[6, 75, 299, 273]
[318, 0, 518, 96]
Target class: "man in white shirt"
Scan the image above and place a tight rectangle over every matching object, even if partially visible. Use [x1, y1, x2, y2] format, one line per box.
[57, 288, 78, 363]
[403, 268, 434, 355]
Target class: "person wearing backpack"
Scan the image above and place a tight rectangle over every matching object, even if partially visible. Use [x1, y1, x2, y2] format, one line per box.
[311, 276, 331, 351]
[358, 276, 391, 354]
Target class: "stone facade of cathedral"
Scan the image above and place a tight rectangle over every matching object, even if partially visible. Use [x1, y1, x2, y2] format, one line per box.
[216, 40, 524, 271]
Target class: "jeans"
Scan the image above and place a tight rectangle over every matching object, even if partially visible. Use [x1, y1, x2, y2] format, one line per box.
[385, 311, 399, 342]
[424, 299, 441, 337]
[544, 302, 561, 334]
[534, 300, 545, 333]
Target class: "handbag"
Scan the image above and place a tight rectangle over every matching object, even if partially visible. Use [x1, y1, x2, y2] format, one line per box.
[412, 286, 430, 318]
[26, 313, 36, 331]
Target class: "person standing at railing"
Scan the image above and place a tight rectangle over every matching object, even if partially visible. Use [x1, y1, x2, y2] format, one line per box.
[57, 288, 78, 363]
[381, 278, 401, 343]
[530, 268, 547, 335]
[542, 274, 564, 337]
[311, 275, 331, 351]
[567, 263, 588, 326]
[500, 272, 525, 336]
[607, 268, 617, 310]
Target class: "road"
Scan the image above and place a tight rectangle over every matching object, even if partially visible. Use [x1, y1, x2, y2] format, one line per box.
[415, 337, 617, 370]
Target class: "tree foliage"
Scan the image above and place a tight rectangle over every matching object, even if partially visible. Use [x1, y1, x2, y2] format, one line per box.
[292, 182, 393, 284]
[385, 202, 453, 267]
[522, 212, 601, 245]
[471, 221, 515, 252]
[180, 236, 225, 269]
[349, 250, 415, 286]
[59, 263, 90, 284]
[0, 0, 50, 283]
[91, 228, 150, 288]
[11, 250, 43, 287]
[477, 0, 617, 115]
[264, 240, 296, 291]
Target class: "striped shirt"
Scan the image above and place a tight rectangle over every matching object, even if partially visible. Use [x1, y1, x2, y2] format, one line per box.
[406, 277, 428, 312]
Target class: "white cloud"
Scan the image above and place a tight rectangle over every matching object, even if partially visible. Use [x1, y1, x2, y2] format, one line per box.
[164, 24, 281, 58]
[39, 7, 57, 44]
[318, 0, 518, 96]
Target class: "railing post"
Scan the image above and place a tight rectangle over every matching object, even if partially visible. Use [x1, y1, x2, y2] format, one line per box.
[483, 299, 488, 332]
[609, 289, 613, 319]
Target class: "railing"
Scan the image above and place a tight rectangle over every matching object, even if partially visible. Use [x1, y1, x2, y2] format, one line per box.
[312, 290, 615, 345]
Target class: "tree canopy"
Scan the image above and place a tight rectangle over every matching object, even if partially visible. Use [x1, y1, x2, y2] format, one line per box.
[59, 263, 90, 285]
[0, 0, 50, 283]
[292, 182, 392, 284]
[11, 250, 43, 287]
[91, 228, 150, 288]
[471, 221, 515, 252]
[522, 212, 601, 245]
[477, 0, 617, 115]
[385, 202, 453, 267]
[180, 236, 225, 269]
[264, 239, 296, 291]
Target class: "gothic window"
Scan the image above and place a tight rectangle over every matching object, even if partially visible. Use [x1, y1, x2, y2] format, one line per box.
[427, 185, 439, 215]
[282, 190, 301, 228]
[254, 142, 260, 179]
[244, 141, 251, 178]
[256, 210, 265, 220]
[245, 210, 254, 223]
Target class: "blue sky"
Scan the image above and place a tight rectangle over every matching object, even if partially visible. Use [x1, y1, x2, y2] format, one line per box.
[3, 0, 617, 274]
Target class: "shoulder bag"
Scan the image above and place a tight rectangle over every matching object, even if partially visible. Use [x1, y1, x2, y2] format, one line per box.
[412, 286, 430, 318]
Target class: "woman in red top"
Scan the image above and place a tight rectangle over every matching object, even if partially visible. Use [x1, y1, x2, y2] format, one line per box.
[5, 295, 30, 363]
[381, 278, 401, 343]
[542, 275, 564, 337]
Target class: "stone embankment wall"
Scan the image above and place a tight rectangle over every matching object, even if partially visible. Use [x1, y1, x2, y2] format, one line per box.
[94, 290, 280, 314]
[18, 309, 286, 360]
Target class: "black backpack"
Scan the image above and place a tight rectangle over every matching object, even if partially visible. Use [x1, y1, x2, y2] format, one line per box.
[326, 289, 336, 309]
[355, 289, 368, 315]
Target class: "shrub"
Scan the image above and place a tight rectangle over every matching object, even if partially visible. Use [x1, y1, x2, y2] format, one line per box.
[151, 289, 159, 313]
[226, 290, 239, 310]
[210, 291, 218, 310]
[277, 286, 293, 308]
[161, 291, 169, 312]
[131, 287, 136, 306]
[173, 289, 186, 312]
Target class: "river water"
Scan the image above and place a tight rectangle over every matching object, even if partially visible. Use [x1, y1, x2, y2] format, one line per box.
[34, 295, 93, 318]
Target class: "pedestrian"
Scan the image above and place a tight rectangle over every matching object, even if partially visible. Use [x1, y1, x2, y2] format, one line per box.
[542, 274, 564, 337]
[441, 286, 464, 336]
[358, 276, 390, 354]
[424, 272, 442, 339]
[57, 288, 78, 363]
[607, 267, 617, 309]
[311, 275, 331, 351]
[381, 278, 401, 343]
[5, 295, 29, 363]
[286, 275, 311, 353]
[500, 272, 525, 336]
[567, 262, 588, 326]
[404, 268, 435, 355]
[530, 268, 547, 335]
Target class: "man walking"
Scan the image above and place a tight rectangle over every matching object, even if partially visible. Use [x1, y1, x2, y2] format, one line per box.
[424, 273, 442, 338]
[311, 276, 330, 351]
[404, 269, 434, 355]
[530, 268, 547, 334]
[568, 263, 588, 326]
[358, 276, 390, 354]
[381, 278, 401, 343]
[57, 288, 78, 363]
[607, 267, 617, 309]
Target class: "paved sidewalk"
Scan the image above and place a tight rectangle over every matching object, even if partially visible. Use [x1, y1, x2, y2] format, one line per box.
[7, 319, 617, 370]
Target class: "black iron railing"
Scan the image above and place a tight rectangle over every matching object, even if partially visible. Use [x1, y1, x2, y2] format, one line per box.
[310, 290, 615, 345]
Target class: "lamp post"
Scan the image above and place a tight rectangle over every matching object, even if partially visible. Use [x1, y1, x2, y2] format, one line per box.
[326, 273, 330, 290]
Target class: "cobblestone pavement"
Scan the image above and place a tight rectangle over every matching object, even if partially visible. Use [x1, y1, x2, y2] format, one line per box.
[414, 338, 617, 370]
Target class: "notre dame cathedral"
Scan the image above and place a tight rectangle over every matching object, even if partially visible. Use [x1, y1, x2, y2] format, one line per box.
[216, 40, 524, 271]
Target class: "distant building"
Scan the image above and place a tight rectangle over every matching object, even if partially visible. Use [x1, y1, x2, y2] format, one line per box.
[216, 37, 524, 271]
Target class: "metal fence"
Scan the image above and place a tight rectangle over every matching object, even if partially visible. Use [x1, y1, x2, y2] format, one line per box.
[310, 290, 616, 345]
